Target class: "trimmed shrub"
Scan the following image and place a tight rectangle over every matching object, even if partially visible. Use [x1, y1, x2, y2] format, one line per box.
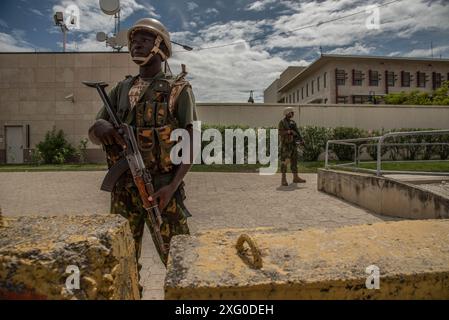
[36, 127, 76, 164]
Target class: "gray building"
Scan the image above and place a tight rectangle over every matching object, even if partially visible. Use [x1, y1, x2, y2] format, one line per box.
[264, 54, 449, 104]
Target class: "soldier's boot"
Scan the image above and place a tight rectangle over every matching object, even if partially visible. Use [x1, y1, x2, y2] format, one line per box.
[293, 172, 306, 183]
[281, 173, 288, 186]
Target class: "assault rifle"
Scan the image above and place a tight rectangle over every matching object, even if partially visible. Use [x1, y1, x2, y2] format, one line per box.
[82, 81, 167, 258]
[281, 118, 304, 146]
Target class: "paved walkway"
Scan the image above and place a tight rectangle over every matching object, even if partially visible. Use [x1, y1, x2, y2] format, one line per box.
[0, 171, 400, 299]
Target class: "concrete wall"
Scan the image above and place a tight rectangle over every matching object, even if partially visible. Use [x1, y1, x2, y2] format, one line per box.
[196, 103, 449, 129]
[317, 169, 449, 219]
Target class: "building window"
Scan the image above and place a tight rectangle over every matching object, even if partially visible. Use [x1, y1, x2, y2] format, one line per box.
[301, 87, 304, 100]
[306, 83, 309, 97]
[369, 70, 379, 86]
[311, 80, 314, 94]
[416, 71, 427, 88]
[401, 71, 411, 87]
[386, 71, 396, 87]
[324, 72, 327, 88]
[337, 96, 348, 104]
[317, 76, 320, 91]
[352, 69, 364, 86]
[336, 69, 346, 85]
[433, 72, 442, 89]
[296, 89, 299, 102]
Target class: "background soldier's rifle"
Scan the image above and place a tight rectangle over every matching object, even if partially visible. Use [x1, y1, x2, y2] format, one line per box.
[282, 118, 304, 146]
[82, 81, 167, 258]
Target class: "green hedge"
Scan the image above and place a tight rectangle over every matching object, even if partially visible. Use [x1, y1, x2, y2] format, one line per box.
[198, 124, 448, 162]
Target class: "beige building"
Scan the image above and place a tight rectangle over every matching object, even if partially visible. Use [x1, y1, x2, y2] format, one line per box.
[264, 54, 449, 104]
[0, 52, 137, 164]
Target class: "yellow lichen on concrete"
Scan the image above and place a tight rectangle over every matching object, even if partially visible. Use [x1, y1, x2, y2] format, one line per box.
[0, 215, 140, 300]
[165, 220, 449, 299]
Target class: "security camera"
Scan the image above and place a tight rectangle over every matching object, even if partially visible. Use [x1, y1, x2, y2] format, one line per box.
[53, 12, 64, 25]
[64, 93, 74, 103]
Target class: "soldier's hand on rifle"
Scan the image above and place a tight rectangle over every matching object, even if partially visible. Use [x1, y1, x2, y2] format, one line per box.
[148, 184, 176, 211]
[92, 119, 126, 148]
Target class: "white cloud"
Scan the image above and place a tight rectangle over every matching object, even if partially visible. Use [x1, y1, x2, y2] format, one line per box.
[187, 2, 199, 11]
[205, 8, 219, 16]
[169, 20, 308, 102]
[0, 32, 36, 52]
[327, 43, 376, 55]
[29, 8, 44, 17]
[402, 45, 449, 58]
[265, 0, 449, 49]
[53, 0, 158, 35]
[245, 0, 277, 12]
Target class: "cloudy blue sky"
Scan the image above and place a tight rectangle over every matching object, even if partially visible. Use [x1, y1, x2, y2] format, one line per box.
[0, 0, 448, 102]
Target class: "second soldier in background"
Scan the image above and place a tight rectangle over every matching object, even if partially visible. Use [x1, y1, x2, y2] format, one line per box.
[278, 107, 306, 186]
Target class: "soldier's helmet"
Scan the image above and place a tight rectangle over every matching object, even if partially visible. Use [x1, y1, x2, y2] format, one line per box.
[283, 107, 294, 116]
[127, 18, 172, 61]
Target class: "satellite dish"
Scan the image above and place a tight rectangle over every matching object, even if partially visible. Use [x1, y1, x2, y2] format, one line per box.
[116, 29, 128, 46]
[96, 32, 107, 42]
[99, 0, 120, 15]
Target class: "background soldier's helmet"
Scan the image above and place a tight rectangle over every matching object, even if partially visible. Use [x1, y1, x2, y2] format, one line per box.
[284, 107, 294, 116]
[127, 18, 172, 64]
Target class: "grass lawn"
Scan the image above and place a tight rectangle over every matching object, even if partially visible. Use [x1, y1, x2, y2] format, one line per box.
[0, 161, 447, 173]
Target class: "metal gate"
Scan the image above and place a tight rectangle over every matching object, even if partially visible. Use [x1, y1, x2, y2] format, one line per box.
[6, 126, 23, 164]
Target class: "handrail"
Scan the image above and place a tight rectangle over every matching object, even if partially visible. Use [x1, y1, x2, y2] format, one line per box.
[325, 129, 449, 176]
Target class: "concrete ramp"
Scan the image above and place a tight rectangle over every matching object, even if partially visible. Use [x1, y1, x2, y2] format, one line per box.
[165, 220, 449, 299]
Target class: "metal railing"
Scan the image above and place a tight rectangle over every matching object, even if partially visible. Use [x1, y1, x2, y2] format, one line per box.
[325, 129, 449, 176]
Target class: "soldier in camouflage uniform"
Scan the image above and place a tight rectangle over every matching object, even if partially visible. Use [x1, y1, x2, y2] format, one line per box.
[88, 18, 197, 272]
[278, 107, 306, 186]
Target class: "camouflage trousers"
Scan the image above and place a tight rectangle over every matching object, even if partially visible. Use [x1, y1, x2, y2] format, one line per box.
[110, 175, 190, 267]
[280, 142, 298, 173]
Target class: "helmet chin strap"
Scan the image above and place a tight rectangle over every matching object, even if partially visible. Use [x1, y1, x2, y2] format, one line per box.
[131, 34, 168, 66]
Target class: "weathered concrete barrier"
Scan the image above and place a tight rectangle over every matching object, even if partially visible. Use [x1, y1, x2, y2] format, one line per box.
[317, 169, 449, 219]
[0, 215, 140, 300]
[165, 220, 449, 299]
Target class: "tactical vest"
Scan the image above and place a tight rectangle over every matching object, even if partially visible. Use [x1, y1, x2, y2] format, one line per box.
[106, 73, 190, 176]
[280, 118, 295, 144]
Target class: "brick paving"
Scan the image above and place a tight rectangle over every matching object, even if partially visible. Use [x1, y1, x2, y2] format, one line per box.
[0, 171, 401, 299]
